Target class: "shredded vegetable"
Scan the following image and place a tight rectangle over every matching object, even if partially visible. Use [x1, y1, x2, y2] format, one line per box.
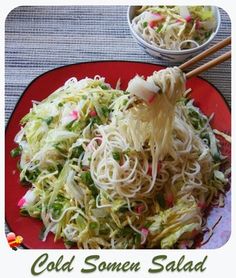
[132, 6, 216, 50]
[12, 68, 229, 249]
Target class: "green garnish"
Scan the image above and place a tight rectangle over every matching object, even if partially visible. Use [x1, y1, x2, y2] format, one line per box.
[101, 106, 110, 118]
[89, 222, 99, 229]
[100, 84, 109, 90]
[156, 24, 163, 33]
[23, 168, 41, 183]
[70, 145, 84, 159]
[44, 116, 53, 125]
[134, 233, 141, 245]
[81, 171, 93, 185]
[143, 21, 148, 28]
[157, 193, 166, 209]
[112, 151, 121, 161]
[11, 146, 22, 157]
[119, 226, 133, 236]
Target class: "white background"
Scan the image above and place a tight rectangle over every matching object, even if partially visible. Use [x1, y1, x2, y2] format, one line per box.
[1, 1, 235, 277]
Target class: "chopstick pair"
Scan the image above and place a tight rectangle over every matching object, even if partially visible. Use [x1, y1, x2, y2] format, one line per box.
[127, 37, 231, 109]
[179, 36, 231, 78]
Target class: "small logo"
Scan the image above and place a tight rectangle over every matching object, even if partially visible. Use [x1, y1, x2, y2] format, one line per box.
[6, 232, 23, 250]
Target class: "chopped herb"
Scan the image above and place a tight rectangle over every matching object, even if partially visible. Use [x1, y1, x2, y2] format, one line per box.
[119, 226, 133, 236]
[65, 120, 76, 131]
[100, 84, 109, 90]
[213, 153, 221, 162]
[157, 193, 166, 209]
[70, 145, 84, 159]
[44, 116, 53, 125]
[56, 194, 67, 202]
[188, 108, 207, 130]
[205, 31, 212, 39]
[20, 208, 29, 216]
[123, 99, 128, 105]
[156, 24, 163, 33]
[72, 121, 86, 131]
[144, 221, 153, 228]
[143, 21, 148, 28]
[89, 222, 98, 229]
[82, 95, 87, 100]
[112, 151, 121, 161]
[194, 36, 201, 42]
[134, 233, 141, 245]
[90, 116, 102, 126]
[76, 215, 87, 230]
[51, 203, 63, 211]
[51, 206, 63, 218]
[11, 146, 22, 157]
[24, 168, 41, 183]
[88, 184, 99, 198]
[58, 102, 64, 107]
[101, 106, 110, 118]
[80, 171, 93, 185]
[65, 240, 76, 248]
[118, 205, 128, 213]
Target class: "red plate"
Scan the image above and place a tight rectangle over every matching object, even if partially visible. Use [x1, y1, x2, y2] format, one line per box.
[5, 61, 231, 249]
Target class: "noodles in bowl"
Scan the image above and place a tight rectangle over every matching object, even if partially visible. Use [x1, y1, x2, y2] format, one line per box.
[131, 6, 217, 51]
[127, 6, 220, 62]
[11, 67, 230, 249]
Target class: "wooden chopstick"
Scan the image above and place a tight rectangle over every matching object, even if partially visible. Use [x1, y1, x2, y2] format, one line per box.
[185, 50, 231, 79]
[179, 36, 231, 70]
[128, 37, 231, 108]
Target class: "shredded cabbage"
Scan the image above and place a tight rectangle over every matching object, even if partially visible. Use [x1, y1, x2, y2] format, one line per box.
[13, 69, 229, 249]
[132, 5, 216, 50]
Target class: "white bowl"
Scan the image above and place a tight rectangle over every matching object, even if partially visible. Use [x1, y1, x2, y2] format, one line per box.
[127, 6, 221, 63]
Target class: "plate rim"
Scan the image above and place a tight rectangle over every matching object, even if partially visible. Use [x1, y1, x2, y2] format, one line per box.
[5, 60, 231, 132]
[5, 60, 231, 249]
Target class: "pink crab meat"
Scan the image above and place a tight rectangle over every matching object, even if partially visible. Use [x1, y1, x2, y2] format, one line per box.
[147, 163, 152, 176]
[152, 13, 164, 20]
[141, 227, 149, 236]
[165, 192, 174, 207]
[70, 110, 79, 120]
[195, 19, 201, 30]
[135, 204, 145, 214]
[147, 94, 156, 104]
[198, 200, 207, 209]
[89, 110, 97, 117]
[148, 20, 158, 28]
[17, 197, 26, 208]
[157, 161, 162, 172]
[141, 227, 149, 244]
[185, 15, 192, 22]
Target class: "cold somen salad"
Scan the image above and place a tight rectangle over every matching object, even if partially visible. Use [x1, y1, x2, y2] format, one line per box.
[132, 6, 217, 50]
[11, 67, 230, 249]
